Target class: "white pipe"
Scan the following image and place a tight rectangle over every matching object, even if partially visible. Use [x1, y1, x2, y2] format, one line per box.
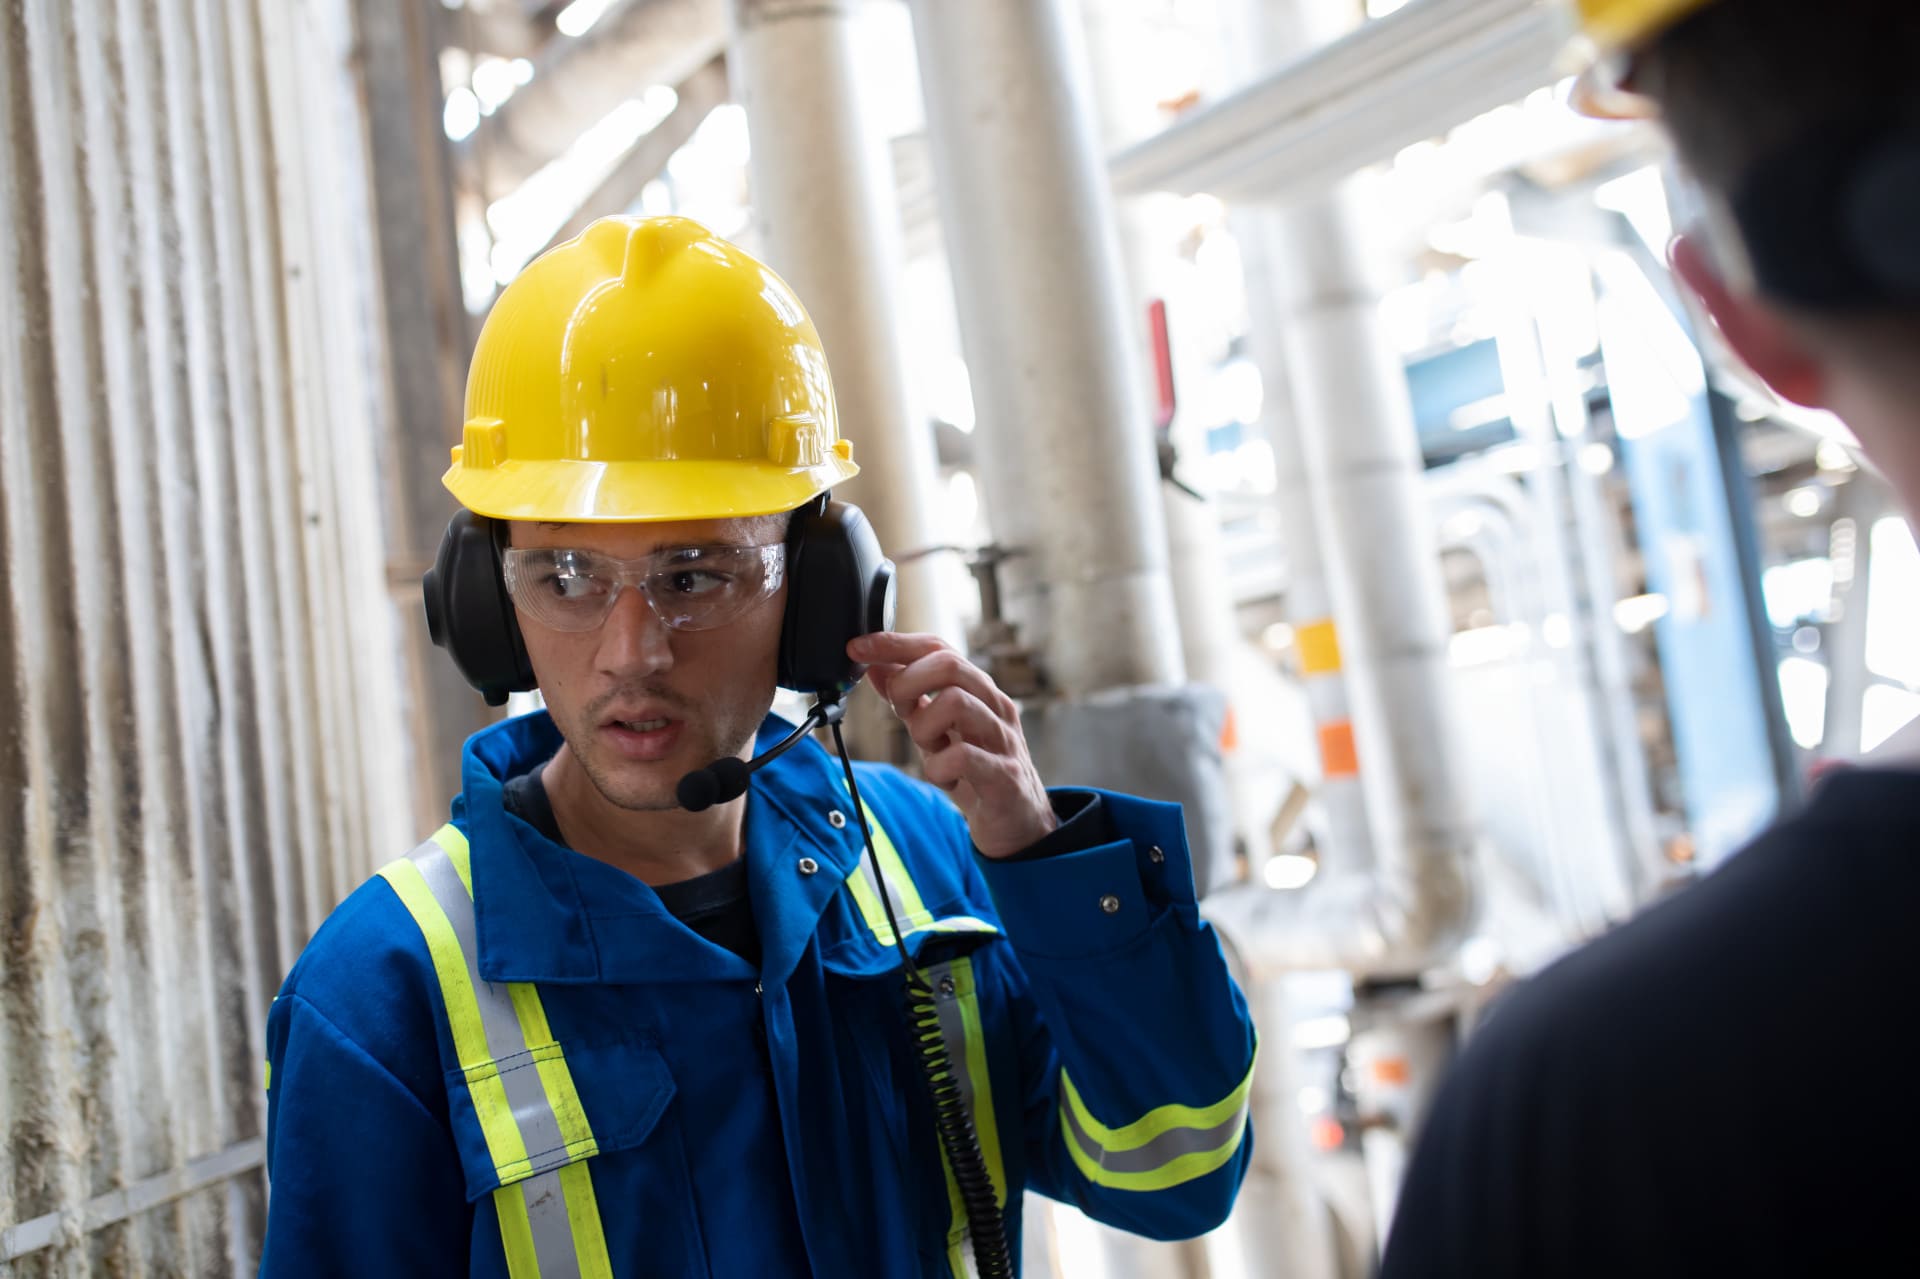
[460, 0, 727, 203]
[1207, 0, 1476, 981]
[908, 0, 1184, 696]
[728, 0, 957, 643]
[1108, 0, 1566, 203]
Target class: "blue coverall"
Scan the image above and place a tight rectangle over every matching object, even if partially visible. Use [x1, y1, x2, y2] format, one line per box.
[261, 711, 1256, 1276]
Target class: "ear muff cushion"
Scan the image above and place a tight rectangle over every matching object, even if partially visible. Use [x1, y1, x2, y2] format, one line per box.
[779, 500, 893, 694]
[423, 511, 535, 706]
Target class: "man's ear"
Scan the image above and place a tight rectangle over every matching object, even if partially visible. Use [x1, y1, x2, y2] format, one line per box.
[1670, 233, 1827, 407]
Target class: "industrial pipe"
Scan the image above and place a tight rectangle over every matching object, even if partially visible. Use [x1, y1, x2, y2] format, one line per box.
[727, 0, 956, 643]
[909, 0, 1184, 696]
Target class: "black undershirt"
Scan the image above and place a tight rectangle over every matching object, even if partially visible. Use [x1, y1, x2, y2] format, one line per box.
[502, 767, 763, 966]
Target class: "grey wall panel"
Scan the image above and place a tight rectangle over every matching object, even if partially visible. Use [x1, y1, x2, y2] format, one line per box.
[1, 0, 443, 1270]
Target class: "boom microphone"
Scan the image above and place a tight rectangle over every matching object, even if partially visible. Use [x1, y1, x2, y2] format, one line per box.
[676, 699, 846, 812]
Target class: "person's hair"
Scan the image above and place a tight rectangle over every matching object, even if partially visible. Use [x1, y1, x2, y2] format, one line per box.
[1636, 0, 1920, 361]
[1637, 1, 1920, 196]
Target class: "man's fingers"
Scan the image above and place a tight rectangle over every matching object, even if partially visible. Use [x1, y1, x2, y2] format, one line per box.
[921, 739, 996, 794]
[848, 631, 950, 667]
[903, 687, 1009, 757]
[863, 662, 905, 702]
[886, 649, 1015, 723]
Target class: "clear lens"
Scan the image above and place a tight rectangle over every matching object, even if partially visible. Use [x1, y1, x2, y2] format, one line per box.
[503, 543, 785, 633]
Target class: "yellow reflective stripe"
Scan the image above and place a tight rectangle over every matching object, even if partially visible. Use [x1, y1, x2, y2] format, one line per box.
[846, 856, 896, 942]
[262, 1059, 271, 1092]
[509, 983, 599, 1161]
[1057, 1053, 1257, 1193]
[863, 800, 931, 927]
[1059, 1119, 1249, 1192]
[434, 823, 474, 896]
[378, 858, 532, 1180]
[1061, 1056, 1255, 1150]
[495, 1183, 542, 1279]
[949, 959, 1007, 1209]
[560, 1161, 614, 1279]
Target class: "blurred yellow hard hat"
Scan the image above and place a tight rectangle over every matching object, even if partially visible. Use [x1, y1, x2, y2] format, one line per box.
[445, 215, 859, 523]
[1568, 0, 1721, 118]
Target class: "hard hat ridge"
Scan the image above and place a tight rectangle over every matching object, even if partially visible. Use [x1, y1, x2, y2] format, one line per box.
[444, 214, 859, 523]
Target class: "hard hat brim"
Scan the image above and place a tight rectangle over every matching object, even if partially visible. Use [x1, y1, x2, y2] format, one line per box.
[443, 454, 860, 524]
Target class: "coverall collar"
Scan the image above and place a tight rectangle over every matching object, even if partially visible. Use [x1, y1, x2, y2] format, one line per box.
[457, 709, 869, 990]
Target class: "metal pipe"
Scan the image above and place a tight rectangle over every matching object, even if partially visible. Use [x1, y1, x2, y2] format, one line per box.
[727, 0, 957, 644]
[1206, 0, 1475, 981]
[908, 0, 1184, 695]
[1108, 0, 1564, 204]
[459, 0, 727, 203]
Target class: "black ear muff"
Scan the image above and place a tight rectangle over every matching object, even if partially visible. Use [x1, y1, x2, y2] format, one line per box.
[778, 498, 896, 695]
[423, 510, 536, 707]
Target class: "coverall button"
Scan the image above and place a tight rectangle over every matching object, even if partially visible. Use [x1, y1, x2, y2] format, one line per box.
[828, 809, 848, 829]
[1148, 845, 1166, 864]
[1099, 894, 1122, 915]
[798, 857, 820, 876]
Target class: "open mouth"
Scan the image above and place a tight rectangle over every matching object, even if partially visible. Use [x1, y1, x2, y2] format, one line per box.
[601, 714, 684, 762]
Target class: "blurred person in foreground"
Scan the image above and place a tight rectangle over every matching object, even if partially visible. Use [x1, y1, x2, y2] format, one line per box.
[1381, 2, 1920, 1276]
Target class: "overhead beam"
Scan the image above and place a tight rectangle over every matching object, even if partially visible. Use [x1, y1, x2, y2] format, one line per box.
[535, 56, 731, 255]
[1109, 0, 1568, 203]
[458, 0, 727, 202]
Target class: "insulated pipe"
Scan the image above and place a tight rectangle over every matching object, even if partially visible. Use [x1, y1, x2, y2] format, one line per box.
[1209, 185, 1475, 979]
[1205, 0, 1474, 980]
[1237, 211, 1380, 885]
[908, 0, 1184, 696]
[727, 0, 956, 645]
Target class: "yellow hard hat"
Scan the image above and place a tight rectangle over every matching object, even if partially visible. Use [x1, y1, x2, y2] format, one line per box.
[1568, 0, 1721, 118]
[445, 215, 859, 523]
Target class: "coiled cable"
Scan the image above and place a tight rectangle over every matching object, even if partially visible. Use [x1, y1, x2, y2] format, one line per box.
[831, 720, 1014, 1279]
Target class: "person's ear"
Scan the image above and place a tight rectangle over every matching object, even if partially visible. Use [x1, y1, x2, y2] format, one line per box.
[1670, 233, 1827, 407]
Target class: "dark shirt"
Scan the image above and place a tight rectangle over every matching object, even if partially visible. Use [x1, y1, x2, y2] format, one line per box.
[1379, 767, 1920, 1279]
[501, 763, 1109, 971]
[502, 766, 763, 966]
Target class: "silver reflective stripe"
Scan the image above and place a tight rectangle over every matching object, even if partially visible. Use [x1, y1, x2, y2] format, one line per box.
[521, 1169, 580, 1279]
[1057, 1090, 1251, 1175]
[856, 853, 917, 933]
[408, 839, 576, 1176]
[926, 961, 982, 1122]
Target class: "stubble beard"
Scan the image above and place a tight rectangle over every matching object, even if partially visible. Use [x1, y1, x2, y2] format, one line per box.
[569, 694, 766, 814]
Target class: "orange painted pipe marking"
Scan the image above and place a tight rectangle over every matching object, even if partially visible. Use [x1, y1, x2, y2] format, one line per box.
[1296, 619, 1342, 676]
[1318, 720, 1359, 778]
[1370, 1056, 1411, 1086]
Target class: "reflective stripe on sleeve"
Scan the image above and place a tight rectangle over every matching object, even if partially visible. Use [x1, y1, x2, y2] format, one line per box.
[1056, 1053, 1256, 1192]
[379, 826, 610, 1278]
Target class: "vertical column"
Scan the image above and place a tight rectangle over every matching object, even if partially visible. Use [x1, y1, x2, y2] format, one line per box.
[909, 0, 1184, 696]
[727, 0, 957, 644]
[351, 0, 493, 832]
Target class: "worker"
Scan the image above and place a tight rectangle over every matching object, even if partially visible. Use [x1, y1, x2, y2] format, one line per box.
[1381, 3, 1920, 1275]
[257, 215, 1255, 1277]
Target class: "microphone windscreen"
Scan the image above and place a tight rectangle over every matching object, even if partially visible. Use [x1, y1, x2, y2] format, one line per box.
[709, 756, 752, 804]
[676, 768, 720, 812]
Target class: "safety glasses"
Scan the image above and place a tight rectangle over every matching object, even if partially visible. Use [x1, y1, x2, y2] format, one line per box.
[502, 543, 786, 633]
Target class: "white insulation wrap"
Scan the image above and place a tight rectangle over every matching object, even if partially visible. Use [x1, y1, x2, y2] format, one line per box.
[1, 0, 437, 1270]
